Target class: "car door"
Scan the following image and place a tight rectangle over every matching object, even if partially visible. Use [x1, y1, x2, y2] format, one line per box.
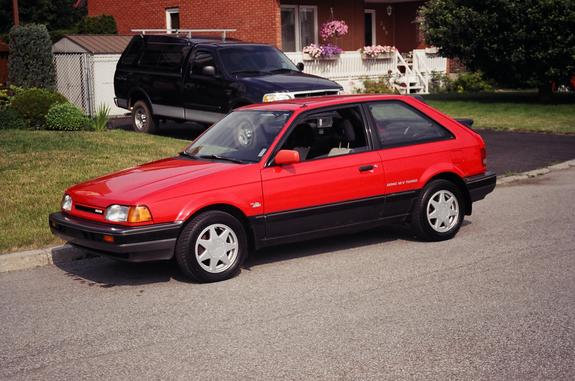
[366, 100, 455, 217]
[183, 48, 230, 115]
[260, 105, 385, 240]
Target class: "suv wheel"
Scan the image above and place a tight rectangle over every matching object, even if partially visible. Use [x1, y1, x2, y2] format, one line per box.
[411, 179, 464, 241]
[175, 211, 248, 283]
[132, 100, 157, 133]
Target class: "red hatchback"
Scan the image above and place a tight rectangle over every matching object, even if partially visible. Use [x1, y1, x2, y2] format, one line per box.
[50, 95, 495, 282]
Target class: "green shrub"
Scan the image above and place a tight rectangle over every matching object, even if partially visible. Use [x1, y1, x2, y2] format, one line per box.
[429, 71, 453, 93]
[356, 75, 397, 94]
[11, 88, 68, 129]
[90, 104, 111, 131]
[8, 24, 56, 89]
[0, 107, 28, 130]
[448, 72, 494, 93]
[45, 102, 90, 131]
[78, 15, 117, 34]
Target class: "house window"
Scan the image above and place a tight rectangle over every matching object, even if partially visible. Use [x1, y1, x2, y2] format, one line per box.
[364, 10, 376, 46]
[166, 8, 180, 32]
[281, 5, 318, 52]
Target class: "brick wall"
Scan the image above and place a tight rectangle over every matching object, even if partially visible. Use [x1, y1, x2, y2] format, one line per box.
[88, 0, 281, 46]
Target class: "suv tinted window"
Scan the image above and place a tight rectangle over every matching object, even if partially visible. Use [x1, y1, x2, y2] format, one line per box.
[368, 101, 452, 147]
[119, 37, 144, 66]
[138, 43, 185, 72]
[219, 45, 298, 74]
[281, 106, 369, 161]
[191, 51, 216, 75]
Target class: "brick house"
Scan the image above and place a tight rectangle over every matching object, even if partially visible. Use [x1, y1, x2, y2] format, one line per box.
[88, 0, 428, 53]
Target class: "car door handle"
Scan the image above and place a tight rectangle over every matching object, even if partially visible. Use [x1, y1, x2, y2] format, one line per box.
[359, 164, 377, 172]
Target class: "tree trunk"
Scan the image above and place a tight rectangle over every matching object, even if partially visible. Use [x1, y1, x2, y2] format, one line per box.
[538, 82, 554, 103]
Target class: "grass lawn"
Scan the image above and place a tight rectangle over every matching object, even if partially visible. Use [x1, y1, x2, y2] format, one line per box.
[424, 92, 575, 134]
[0, 129, 189, 254]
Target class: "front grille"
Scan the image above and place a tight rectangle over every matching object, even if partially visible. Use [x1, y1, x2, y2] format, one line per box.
[293, 90, 339, 98]
[75, 204, 105, 215]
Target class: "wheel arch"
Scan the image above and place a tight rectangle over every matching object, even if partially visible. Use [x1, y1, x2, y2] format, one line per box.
[424, 172, 472, 216]
[180, 203, 257, 252]
[129, 88, 153, 111]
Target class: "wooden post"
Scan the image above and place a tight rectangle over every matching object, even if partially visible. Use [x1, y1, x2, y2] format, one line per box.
[12, 0, 20, 26]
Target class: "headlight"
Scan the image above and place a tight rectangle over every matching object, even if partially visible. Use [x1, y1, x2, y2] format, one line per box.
[105, 205, 130, 222]
[262, 92, 294, 102]
[105, 205, 152, 223]
[61, 194, 72, 212]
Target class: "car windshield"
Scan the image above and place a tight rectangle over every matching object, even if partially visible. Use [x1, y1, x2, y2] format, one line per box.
[219, 45, 299, 75]
[184, 110, 292, 163]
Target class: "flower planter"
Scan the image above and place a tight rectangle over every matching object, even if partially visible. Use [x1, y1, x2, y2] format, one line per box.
[361, 52, 394, 60]
[303, 53, 340, 61]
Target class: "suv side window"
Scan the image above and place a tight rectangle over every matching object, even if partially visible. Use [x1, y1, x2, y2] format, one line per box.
[280, 106, 369, 161]
[191, 50, 217, 75]
[138, 43, 184, 72]
[119, 37, 144, 66]
[368, 101, 452, 148]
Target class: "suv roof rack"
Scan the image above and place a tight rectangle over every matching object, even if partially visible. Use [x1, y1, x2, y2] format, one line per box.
[131, 29, 236, 41]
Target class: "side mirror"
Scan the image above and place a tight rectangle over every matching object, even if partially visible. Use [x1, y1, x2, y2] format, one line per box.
[275, 149, 300, 165]
[202, 66, 216, 76]
[296, 62, 304, 71]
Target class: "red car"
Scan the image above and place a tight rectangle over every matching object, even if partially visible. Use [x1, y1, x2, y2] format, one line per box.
[50, 95, 495, 282]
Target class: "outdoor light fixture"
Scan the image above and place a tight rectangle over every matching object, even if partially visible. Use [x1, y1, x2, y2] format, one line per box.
[387, 5, 393, 16]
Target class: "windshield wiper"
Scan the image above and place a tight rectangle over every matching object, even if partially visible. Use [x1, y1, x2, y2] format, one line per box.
[269, 68, 296, 73]
[198, 154, 249, 164]
[231, 69, 270, 75]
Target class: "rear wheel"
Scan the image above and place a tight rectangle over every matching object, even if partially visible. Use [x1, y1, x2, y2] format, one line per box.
[132, 100, 157, 133]
[411, 179, 464, 241]
[175, 211, 247, 283]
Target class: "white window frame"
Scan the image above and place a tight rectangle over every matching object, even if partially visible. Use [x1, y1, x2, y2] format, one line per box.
[165, 7, 180, 33]
[365, 9, 376, 46]
[280, 4, 318, 52]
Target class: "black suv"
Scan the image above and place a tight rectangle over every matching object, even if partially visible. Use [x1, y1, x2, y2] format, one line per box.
[114, 34, 342, 132]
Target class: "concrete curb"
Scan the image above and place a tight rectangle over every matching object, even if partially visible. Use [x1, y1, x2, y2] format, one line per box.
[496, 159, 575, 185]
[0, 245, 92, 274]
[1, 158, 575, 274]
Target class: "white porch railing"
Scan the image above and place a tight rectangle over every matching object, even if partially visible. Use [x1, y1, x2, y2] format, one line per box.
[285, 50, 448, 94]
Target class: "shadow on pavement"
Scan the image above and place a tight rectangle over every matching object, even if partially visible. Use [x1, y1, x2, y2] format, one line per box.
[53, 224, 429, 286]
[110, 116, 206, 141]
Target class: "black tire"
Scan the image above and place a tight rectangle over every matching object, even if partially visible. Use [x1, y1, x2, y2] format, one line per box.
[175, 211, 248, 283]
[411, 179, 464, 241]
[132, 100, 157, 133]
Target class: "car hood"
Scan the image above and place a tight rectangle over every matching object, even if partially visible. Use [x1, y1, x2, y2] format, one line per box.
[67, 157, 249, 208]
[238, 71, 342, 93]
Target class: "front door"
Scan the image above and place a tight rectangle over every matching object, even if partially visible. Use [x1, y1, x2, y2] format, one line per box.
[261, 105, 385, 239]
[183, 48, 229, 120]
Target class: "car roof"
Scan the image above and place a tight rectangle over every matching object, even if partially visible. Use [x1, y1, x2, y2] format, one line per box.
[238, 94, 419, 112]
[140, 34, 267, 47]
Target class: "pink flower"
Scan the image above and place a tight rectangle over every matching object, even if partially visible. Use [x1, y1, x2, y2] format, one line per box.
[320, 20, 349, 40]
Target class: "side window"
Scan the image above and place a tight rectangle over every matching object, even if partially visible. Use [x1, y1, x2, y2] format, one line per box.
[280, 106, 369, 161]
[368, 101, 452, 147]
[138, 43, 184, 72]
[119, 37, 144, 66]
[191, 50, 217, 75]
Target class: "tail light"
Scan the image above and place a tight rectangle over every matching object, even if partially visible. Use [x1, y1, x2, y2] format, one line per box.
[480, 147, 487, 168]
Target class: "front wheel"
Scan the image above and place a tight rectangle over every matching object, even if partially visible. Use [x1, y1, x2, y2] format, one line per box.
[132, 100, 157, 133]
[411, 179, 464, 241]
[175, 211, 248, 283]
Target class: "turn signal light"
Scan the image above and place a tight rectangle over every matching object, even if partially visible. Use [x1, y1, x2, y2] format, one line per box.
[128, 206, 153, 223]
[102, 235, 115, 243]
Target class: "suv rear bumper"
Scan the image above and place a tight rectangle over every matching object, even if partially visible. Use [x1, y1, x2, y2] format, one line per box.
[114, 97, 129, 109]
[466, 171, 497, 202]
[49, 212, 181, 262]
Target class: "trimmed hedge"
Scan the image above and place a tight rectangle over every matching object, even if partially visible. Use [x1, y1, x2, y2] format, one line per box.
[78, 15, 117, 34]
[11, 88, 68, 129]
[0, 107, 28, 130]
[45, 102, 91, 131]
[8, 24, 56, 89]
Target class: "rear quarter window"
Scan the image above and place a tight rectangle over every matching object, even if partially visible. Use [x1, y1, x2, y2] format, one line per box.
[137, 43, 186, 73]
[368, 101, 453, 148]
[119, 37, 144, 67]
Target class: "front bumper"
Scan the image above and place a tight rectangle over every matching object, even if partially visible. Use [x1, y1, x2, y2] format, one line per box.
[49, 212, 182, 262]
[466, 171, 497, 202]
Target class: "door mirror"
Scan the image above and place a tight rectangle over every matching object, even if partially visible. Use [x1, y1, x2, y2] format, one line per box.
[202, 65, 216, 76]
[296, 62, 304, 71]
[275, 149, 300, 165]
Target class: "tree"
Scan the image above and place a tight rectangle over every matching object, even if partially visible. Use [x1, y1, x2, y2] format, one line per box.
[420, 0, 575, 98]
[8, 24, 56, 89]
[0, 0, 86, 35]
